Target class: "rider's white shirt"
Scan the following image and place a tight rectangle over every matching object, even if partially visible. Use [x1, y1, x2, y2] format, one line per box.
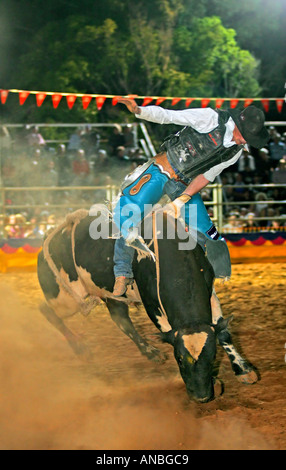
[135, 106, 245, 182]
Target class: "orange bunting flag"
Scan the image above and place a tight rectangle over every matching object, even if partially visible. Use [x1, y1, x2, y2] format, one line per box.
[142, 97, 153, 106]
[66, 95, 77, 109]
[215, 99, 224, 109]
[36, 93, 47, 107]
[244, 99, 253, 107]
[185, 98, 195, 107]
[276, 99, 284, 113]
[96, 96, 106, 110]
[82, 95, 92, 110]
[156, 97, 166, 106]
[52, 94, 62, 109]
[230, 99, 240, 109]
[0, 90, 9, 104]
[261, 99, 270, 113]
[19, 91, 30, 105]
[201, 98, 210, 108]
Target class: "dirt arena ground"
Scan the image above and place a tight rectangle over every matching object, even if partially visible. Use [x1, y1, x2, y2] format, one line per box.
[0, 263, 285, 450]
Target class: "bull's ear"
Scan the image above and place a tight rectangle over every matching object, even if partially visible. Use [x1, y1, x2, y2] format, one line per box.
[160, 330, 176, 345]
[212, 315, 234, 334]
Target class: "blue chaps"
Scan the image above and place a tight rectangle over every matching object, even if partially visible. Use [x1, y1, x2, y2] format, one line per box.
[113, 161, 221, 278]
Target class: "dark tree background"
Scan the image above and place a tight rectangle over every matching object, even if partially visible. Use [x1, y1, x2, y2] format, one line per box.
[0, 0, 285, 123]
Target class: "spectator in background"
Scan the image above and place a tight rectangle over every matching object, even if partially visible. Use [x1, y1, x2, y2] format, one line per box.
[56, 144, 72, 186]
[242, 212, 260, 231]
[4, 214, 27, 238]
[81, 125, 101, 159]
[72, 149, 90, 185]
[238, 149, 256, 183]
[232, 173, 246, 202]
[26, 126, 46, 152]
[255, 192, 269, 221]
[45, 160, 58, 187]
[0, 126, 12, 158]
[222, 213, 243, 233]
[255, 147, 272, 183]
[269, 133, 286, 168]
[67, 128, 82, 157]
[108, 125, 125, 157]
[123, 124, 136, 151]
[272, 158, 286, 184]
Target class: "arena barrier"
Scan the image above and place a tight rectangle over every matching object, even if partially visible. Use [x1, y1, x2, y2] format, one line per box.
[0, 183, 285, 272]
[0, 232, 285, 273]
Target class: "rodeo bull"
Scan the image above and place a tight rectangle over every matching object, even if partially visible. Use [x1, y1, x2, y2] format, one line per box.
[37, 208, 258, 403]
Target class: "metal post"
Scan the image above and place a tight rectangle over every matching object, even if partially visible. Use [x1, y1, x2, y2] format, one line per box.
[217, 183, 223, 233]
[212, 184, 218, 225]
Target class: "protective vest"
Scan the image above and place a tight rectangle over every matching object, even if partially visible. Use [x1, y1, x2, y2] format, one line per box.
[162, 109, 243, 181]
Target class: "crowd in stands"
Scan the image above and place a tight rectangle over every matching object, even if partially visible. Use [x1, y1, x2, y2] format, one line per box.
[0, 122, 285, 239]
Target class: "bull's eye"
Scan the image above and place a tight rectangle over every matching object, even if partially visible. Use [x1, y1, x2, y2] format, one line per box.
[178, 356, 183, 366]
[187, 355, 195, 365]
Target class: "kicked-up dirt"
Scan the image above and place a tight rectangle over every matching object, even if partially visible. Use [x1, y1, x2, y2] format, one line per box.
[0, 263, 285, 450]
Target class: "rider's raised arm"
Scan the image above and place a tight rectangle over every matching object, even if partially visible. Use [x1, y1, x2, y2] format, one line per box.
[135, 105, 219, 132]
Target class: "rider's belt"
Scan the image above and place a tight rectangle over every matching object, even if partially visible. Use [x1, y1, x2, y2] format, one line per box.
[154, 152, 188, 186]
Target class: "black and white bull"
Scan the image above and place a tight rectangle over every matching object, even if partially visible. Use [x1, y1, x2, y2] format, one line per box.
[37, 209, 257, 403]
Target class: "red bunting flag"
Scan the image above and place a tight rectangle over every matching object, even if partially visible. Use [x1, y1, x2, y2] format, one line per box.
[66, 95, 77, 109]
[276, 99, 284, 113]
[244, 99, 253, 107]
[112, 96, 122, 106]
[185, 98, 194, 107]
[201, 98, 210, 108]
[0, 90, 9, 104]
[142, 97, 153, 106]
[261, 99, 270, 113]
[19, 91, 30, 105]
[230, 99, 239, 109]
[172, 98, 181, 106]
[52, 94, 62, 109]
[96, 96, 106, 110]
[156, 97, 166, 105]
[82, 95, 92, 110]
[215, 99, 224, 108]
[36, 93, 47, 107]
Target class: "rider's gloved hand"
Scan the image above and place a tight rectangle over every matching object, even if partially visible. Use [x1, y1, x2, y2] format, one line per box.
[163, 194, 192, 219]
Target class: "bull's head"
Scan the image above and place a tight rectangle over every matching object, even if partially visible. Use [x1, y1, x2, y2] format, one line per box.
[162, 320, 229, 402]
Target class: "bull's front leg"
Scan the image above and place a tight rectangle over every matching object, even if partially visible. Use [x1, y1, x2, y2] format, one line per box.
[211, 290, 258, 384]
[105, 298, 166, 363]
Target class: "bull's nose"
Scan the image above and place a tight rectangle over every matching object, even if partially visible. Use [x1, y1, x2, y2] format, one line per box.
[195, 395, 215, 403]
[187, 391, 215, 403]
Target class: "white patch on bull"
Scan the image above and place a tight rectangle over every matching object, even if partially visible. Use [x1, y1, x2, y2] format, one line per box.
[156, 307, 172, 333]
[211, 288, 223, 325]
[49, 268, 88, 318]
[222, 343, 247, 369]
[182, 332, 208, 361]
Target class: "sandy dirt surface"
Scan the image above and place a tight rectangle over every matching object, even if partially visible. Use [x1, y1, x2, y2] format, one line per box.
[0, 263, 285, 450]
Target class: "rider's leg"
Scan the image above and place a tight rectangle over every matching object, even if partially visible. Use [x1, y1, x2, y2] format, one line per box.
[113, 163, 169, 295]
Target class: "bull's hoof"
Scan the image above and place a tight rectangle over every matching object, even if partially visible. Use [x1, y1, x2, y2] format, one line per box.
[236, 369, 259, 385]
[70, 341, 94, 363]
[144, 345, 167, 364]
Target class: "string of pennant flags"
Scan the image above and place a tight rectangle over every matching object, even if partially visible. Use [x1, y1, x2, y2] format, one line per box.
[0, 88, 284, 113]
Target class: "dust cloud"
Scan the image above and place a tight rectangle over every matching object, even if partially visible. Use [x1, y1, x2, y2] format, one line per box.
[0, 272, 280, 450]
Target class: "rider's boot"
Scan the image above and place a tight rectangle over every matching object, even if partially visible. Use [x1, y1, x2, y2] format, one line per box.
[113, 276, 134, 297]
